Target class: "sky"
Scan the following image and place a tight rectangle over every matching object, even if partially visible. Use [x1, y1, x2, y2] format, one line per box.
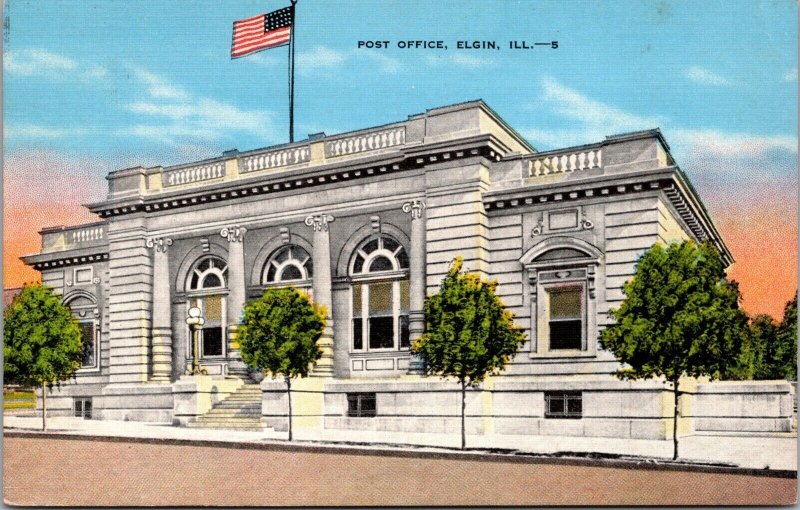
[3, 0, 798, 318]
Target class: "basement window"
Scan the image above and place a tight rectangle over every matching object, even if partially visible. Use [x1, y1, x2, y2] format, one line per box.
[347, 392, 376, 417]
[544, 391, 582, 419]
[74, 398, 92, 419]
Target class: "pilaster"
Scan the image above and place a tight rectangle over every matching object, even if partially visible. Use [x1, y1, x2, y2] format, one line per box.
[402, 199, 427, 374]
[220, 225, 249, 378]
[146, 236, 173, 382]
[305, 213, 335, 376]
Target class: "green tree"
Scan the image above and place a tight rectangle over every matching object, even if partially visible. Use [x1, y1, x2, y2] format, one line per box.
[599, 241, 748, 460]
[411, 257, 526, 450]
[237, 287, 325, 441]
[748, 314, 778, 380]
[3, 284, 84, 430]
[774, 295, 797, 381]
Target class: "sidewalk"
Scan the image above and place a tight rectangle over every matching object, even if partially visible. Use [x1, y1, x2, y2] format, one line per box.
[4, 414, 796, 471]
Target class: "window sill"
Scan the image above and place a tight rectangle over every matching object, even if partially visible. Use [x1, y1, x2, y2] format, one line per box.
[530, 351, 597, 359]
[350, 350, 410, 357]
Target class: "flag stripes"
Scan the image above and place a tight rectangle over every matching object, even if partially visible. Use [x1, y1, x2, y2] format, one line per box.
[231, 8, 293, 58]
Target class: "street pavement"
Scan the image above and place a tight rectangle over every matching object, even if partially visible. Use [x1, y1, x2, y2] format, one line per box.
[3, 414, 797, 471]
[3, 434, 796, 506]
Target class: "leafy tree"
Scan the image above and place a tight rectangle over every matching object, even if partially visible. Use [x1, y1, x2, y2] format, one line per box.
[237, 287, 325, 441]
[4, 284, 84, 430]
[599, 241, 748, 460]
[747, 314, 777, 380]
[774, 295, 797, 381]
[411, 257, 526, 450]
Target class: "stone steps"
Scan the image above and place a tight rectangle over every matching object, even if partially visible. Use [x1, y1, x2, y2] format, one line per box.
[188, 383, 264, 431]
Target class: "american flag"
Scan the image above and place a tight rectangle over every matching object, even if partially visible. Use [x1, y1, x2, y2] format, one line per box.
[231, 7, 293, 59]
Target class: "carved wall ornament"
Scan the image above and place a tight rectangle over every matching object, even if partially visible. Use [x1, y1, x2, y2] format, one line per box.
[531, 215, 544, 236]
[200, 238, 210, 253]
[304, 214, 335, 232]
[401, 199, 426, 220]
[370, 215, 381, 233]
[580, 213, 594, 230]
[92, 277, 101, 284]
[220, 225, 247, 243]
[279, 227, 291, 245]
[66, 280, 73, 287]
[146, 237, 173, 253]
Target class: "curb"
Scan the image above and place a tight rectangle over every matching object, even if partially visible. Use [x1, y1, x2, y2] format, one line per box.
[5, 429, 796, 479]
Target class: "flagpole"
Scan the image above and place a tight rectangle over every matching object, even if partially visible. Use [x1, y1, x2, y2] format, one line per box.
[289, 0, 297, 143]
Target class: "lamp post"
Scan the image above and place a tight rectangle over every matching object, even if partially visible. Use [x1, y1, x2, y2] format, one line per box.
[186, 306, 207, 376]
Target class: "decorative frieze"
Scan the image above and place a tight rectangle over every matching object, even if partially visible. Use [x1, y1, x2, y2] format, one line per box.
[220, 225, 247, 243]
[401, 199, 426, 220]
[304, 214, 335, 232]
[145, 237, 173, 252]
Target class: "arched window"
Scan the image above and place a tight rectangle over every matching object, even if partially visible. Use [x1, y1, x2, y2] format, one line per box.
[187, 256, 228, 290]
[262, 245, 313, 285]
[522, 238, 601, 356]
[350, 235, 410, 352]
[186, 256, 228, 358]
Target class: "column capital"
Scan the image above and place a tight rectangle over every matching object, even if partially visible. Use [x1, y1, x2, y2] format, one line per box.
[146, 237, 173, 253]
[402, 199, 426, 220]
[304, 214, 335, 232]
[220, 225, 247, 243]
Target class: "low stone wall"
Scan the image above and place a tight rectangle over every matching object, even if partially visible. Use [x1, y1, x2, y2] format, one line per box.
[690, 381, 793, 433]
[37, 382, 175, 423]
[261, 376, 684, 440]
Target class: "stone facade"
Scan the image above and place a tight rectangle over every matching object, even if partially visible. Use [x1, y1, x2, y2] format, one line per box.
[21, 100, 792, 438]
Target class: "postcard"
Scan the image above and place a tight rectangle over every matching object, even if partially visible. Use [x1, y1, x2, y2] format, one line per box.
[3, 0, 797, 506]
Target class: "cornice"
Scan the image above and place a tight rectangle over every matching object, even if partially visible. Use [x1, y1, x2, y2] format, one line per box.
[22, 250, 109, 271]
[86, 140, 498, 219]
[483, 167, 732, 266]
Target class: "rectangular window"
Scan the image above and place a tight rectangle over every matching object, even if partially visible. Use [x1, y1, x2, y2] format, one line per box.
[368, 282, 394, 349]
[352, 285, 363, 350]
[74, 267, 93, 284]
[548, 287, 582, 350]
[399, 315, 410, 348]
[79, 322, 96, 368]
[544, 391, 582, 419]
[74, 398, 92, 419]
[202, 327, 223, 356]
[347, 392, 376, 417]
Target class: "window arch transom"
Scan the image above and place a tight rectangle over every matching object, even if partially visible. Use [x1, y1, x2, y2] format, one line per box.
[351, 235, 409, 275]
[187, 256, 228, 291]
[263, 245, 313, 284]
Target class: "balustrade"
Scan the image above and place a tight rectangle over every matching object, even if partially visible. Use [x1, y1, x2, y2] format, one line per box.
[528, 148, 602, 177]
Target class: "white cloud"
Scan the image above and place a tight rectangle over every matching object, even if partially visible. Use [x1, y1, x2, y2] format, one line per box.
[669, 129, 797, 157]
[130, 66, 189, 100]
[521, 77, 796, 177]
[298, 45, 347, 70]
[4, 49, 76, 75]
[685, 66, 731, 86]
[5, 124, 91, 138]
[122, 68, 278, 144]
[248, 45, 402, 75]
[783, 68, 798, 82]
[4, 48, 109, 84]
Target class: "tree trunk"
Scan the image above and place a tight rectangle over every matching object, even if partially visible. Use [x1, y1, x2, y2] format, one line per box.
[672, 379, 680, 460]
[460, 379, 466, 450]
[41, 383, 47, 432]
[286, 376, 293, 442]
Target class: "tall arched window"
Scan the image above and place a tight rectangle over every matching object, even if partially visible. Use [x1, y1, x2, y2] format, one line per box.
[350, 235, 410, 351]
[186, 256, 228, 358]
[262, 245, 313, 287]
[64, 290, 99, 370]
